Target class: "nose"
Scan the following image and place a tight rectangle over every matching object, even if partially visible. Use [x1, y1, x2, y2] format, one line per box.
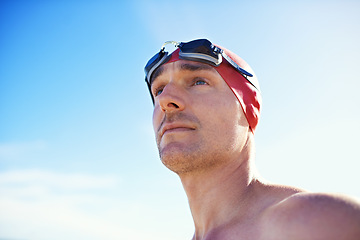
[157, 83, 185, 113]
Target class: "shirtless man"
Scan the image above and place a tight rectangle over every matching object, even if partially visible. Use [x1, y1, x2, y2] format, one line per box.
[144, 39, 360, 240]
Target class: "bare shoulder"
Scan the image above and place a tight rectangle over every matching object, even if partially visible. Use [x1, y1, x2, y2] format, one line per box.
[261, 192, 360, 240]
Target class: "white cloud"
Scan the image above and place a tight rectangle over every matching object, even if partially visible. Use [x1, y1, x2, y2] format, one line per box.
[0, 169, 129, 240]
[0, 169, 119, 190]
[0, 140, 47, 159]
[0, 169, 192, 240]
[0, 196, 151, 240]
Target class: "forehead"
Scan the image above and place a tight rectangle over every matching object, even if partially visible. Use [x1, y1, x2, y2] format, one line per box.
[150, 60, 218, 85]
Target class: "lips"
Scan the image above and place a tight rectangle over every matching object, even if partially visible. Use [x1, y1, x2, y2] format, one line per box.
[159, 123, 196, 139]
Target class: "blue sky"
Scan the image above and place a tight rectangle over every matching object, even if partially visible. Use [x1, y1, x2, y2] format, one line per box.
[1, 1, 360, 239]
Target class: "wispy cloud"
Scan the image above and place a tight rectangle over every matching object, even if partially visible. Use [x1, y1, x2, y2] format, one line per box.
[0, 169, 150, 240]
[0, 140, 47, 159]
[0, 169, 193, 240]
[0, 169, 119, 190]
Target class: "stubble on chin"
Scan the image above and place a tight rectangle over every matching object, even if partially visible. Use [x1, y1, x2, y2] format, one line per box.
[158, 143, 198, 174]
[158, 142, 226, 175]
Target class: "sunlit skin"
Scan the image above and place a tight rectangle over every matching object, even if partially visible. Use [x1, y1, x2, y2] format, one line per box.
[151, 60, 360, 240]
[152, 60, 249, 175]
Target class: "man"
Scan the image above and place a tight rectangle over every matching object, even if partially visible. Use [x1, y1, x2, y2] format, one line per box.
[144, 39, 360, 240]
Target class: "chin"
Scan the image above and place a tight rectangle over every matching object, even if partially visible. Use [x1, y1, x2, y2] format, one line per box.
[159, 143, 217, 175]
[160, 147, 187, 173]
[159, 144, 198, 174]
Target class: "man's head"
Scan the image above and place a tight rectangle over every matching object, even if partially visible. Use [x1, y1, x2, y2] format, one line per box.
[144, 39, 262, 174]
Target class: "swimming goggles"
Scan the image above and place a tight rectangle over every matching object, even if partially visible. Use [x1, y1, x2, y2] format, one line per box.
[144, 39, 255, 97]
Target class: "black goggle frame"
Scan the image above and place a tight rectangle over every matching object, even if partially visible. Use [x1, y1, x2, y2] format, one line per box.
[144, 39, 256, 101]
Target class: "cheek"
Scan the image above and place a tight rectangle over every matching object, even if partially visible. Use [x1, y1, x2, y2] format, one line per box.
[205, 95, 247, 135]
[223, 93, 248, 128]
[201, 100, 234, 130]
[152, 105, 162, 132]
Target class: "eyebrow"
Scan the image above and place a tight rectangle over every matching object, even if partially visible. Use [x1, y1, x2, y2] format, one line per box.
[180, 62, 215, 72]
[150, 62, 216, 85]
[150, 66, 164, 84]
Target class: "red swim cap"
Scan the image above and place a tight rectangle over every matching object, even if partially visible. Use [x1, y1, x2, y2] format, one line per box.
[166, 47, 262, 133]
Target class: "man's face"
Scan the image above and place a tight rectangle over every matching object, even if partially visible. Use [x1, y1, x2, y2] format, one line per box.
[151, 60, 250, 174]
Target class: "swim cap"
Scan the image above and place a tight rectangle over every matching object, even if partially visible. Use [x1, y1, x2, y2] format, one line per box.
[165, 47, 262, 133]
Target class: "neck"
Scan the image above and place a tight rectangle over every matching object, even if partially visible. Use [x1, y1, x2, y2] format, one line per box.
[178, 138, 261, 239]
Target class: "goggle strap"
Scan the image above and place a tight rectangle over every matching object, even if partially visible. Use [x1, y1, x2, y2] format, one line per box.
[222, 52, 253, 78]
[161, 41, 179, 50]
[146, 77, 155, 103]
[221, 52, 259, 90]
[146, 51, 170, 84]
[222, 51, 260, 91]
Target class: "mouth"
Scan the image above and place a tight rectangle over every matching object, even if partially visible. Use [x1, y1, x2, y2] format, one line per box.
[163, 127, 194, 136]
[160, 124, 196, 139]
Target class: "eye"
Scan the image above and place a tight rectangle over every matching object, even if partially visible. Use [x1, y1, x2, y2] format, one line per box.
[156, 88, 163, 96]
[194, 79, 208, 86]
[152, 86, 164, 97]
